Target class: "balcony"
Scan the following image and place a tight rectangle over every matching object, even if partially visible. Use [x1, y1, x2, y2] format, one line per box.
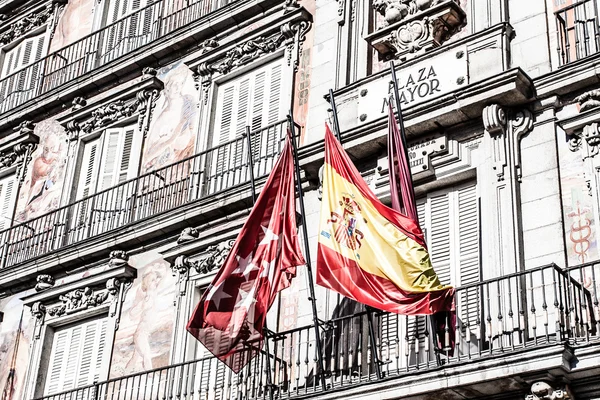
[556, 0, 600, 66]
[0, 0, 233, 116]
[33, 262, 600, 400]
[0, 120, 288, 269]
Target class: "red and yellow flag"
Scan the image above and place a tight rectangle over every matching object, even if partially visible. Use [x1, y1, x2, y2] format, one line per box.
[317, 124, 454, 315]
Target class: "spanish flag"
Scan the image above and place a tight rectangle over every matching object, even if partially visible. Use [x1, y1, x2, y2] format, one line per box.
[316, 124, 454, 316]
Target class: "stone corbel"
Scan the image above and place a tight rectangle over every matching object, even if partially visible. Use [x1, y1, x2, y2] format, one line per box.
[0, 122, 39, 180]
[177, 227, 200, 244]
[482, 104, 533, 182]
[525, 381, 572, 400]
[108, 250, 129, 267]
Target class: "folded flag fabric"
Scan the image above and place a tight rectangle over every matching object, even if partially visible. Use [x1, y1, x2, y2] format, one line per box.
[317, 123, 455, 316]
[187, 134, 305, 373]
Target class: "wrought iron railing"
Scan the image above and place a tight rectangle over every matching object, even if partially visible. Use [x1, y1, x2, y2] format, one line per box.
[33, 262, 600, 400]
[0, 0, 231, 114]
[556, 0, 600, 65]
[0, 120, 288, 268]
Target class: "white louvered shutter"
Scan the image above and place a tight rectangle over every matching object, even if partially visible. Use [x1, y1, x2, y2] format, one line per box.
[76, 138, 102, 201]
[427, 191, 452, 286]
[0, 35, 45, 102]
[211, 59, 286, 190]
[98, 126, 140, 191]
[44, 318, 110, 396]
[0, 176, 15, 232]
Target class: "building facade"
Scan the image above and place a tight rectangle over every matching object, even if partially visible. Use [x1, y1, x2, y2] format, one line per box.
[0, 0, 599, 399]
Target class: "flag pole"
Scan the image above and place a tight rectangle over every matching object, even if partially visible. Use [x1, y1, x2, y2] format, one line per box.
[389, 60, 416, 197]
[287, 113, 328, 391]
[245, 125, 274, 400]
[327, 89, 384, 380]
[389, 61, 445, 365]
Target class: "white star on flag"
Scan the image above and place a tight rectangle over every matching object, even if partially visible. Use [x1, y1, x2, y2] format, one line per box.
[260, 258, 278, 284]
[233, 252, 259, 280]
[205, 281, 232, 309]
[259, 225, 280, 246]
[233, 285, 258, 327]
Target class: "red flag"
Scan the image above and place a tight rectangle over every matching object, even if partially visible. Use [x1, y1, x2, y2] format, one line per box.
[186, 134, 305, 373]
[387, 103, 456, 354]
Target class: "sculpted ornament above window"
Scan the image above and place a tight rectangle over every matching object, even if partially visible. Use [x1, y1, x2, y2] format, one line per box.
[366, 0, 466, 61]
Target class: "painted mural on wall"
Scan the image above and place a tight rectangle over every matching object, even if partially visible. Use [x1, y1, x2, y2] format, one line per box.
[110, 251, 176, 377]
[15, 120, 68, 223]
[0, 296, 33, 400]
[141, 62, 198, 174]
[49, 0, 95, 52]
[557, 128, 599, 266]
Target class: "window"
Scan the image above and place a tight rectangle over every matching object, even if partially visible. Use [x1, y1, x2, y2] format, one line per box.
[76, 125, 141, 200]
[0, 33, 46, 102]
[208, 59, 288, 192]
[0, 174, 16, 232]
[416, 181, 480, 324]
[44, 317, 110, 396]
[70, 125, 142, 238]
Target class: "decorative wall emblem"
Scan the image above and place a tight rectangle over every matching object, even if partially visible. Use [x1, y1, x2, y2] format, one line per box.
[72, 97, 87, 110]
[365, 0, 465, 61]
[0, 5, 52, 45]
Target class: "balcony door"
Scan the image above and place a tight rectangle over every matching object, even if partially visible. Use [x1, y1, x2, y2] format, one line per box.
[69, 125, 142, 242]
[207, 58, 288, 194]
[0, 34, 46, 108]
[102, 0, 156, 63]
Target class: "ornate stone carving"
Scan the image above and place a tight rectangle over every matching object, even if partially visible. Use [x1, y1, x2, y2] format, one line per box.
[109, 250, 129, 267]
[142, 67, 158, 79]
[47, 287, 110, 317]
[200, 39, 219, 54]
[526, 382, 571, 400]
[582, 122, 600, 157]
[72, 97, 87, 110]
[576, 89, 600, 112]
[79, 100, 137, 134]
[34, 275, 55, 292]
[366, 0, 465, 61]
[178, 227, 200, 244]
[13, 121, 35, 136]
[0, 5, 53, 45]
[31, 302, 46, 319]
[196, 239, 235, 274]
[196, 20, 310, 102]
[373, 0, 441, 25]
[0, 123, 38, 179]
[0, 152, 17, 168]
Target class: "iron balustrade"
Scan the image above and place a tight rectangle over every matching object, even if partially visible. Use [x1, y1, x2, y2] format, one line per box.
[556, 0, 600, 65]
[0, 0, 231, 114]
[32, 262, 599, 400]
[0, 120, 288, 268]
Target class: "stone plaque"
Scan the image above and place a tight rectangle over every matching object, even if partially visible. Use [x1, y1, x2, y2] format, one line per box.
[356, 46, 468, 125]
[408, 134, 447, 174]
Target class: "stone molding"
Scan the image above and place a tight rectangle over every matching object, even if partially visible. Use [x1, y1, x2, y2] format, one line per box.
[525, 381, 572, 400]
[365, 0, 466, 61]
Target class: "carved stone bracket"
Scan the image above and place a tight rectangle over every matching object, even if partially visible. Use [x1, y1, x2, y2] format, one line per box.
[482, 104, 533, 182]
[525, 382, 572, 400]
[177, 227, 200, 244]
[576, 89, 600, 113]
[0, 5, 53, 45]
[0, 122, 39, 183]
[365, 0, 466, 61]
[34, 275, 55, 292]
[109, 250, 129, 267]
